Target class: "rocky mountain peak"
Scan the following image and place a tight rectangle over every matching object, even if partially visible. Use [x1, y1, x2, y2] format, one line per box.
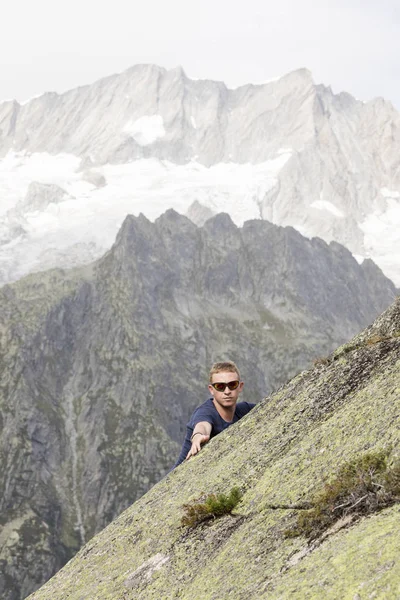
[155, 207, 193, 226]
[124, 62, 167, 78]
[204, 212, 237, 232]
[278, 66, 314, 88]
[112, 212, 154, 253]
[167, 65, 188, 80]
[186, 201, 216, 227]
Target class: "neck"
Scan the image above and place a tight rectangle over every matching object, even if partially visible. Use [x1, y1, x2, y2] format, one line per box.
[212, 399, 236, 422]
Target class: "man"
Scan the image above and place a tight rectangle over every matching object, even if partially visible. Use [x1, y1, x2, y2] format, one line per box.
[173, 361, 255, 468]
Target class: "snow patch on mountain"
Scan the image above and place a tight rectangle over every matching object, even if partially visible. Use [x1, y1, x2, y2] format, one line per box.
[123, 115, 166, 146]
[359, 198, 400, 284]
[352, 254, 365, 265]
[311, 200, 345, 218]
[19, 93, 47, 106]
[381, 187, 400, 199]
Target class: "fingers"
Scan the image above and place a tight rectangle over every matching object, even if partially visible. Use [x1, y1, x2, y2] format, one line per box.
[186, 441, 200, 460]
[186, 435, 208, 460]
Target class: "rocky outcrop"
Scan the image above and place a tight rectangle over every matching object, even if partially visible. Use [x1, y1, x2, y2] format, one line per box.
[16, 182, 69, 213]
[27, 297, 400, 600]
[81, 170, 107, 188]
[185, 200, 215, 226]
[0, 211, 397, 599]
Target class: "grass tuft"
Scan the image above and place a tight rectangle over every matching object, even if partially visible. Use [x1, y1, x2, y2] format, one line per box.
[181, 487, 242, 528]
[285, 450, 400, 540]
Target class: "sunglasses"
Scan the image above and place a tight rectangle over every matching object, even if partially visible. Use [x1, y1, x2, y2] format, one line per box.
[210, 380, 240, 392]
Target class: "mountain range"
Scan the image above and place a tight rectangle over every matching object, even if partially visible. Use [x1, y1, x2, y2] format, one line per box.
[0, 64, 399, 286]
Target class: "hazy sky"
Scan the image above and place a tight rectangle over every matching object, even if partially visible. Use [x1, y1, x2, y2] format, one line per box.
[2, 0, 400, 108]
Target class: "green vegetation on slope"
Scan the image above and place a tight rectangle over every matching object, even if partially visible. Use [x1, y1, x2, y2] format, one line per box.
[285, 449, 400, 539]
[181, 486, 242, 527]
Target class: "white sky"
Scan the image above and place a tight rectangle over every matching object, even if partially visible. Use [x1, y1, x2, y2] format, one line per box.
[2, 0, 400, 108]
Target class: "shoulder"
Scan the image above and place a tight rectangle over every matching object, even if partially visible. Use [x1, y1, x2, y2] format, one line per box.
[235, 402, 256, 418]
[190, 398, 218, 426]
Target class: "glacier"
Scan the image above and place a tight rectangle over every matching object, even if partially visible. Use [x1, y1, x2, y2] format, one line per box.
[0, 149, 399, 286]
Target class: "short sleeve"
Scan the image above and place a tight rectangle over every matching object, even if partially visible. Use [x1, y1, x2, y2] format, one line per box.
[189, 400, 219, 429]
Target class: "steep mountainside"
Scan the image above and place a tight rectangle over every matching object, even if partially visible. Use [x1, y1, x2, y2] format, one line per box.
[0, 65, 399, 284]
[0, 211, 396, 599]
[28, 296, 400, 600]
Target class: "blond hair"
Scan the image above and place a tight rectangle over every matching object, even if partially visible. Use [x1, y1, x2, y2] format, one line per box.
[209, 361, 240, 382]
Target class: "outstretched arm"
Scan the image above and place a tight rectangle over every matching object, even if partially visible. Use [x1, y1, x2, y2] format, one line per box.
[186, 421, 212, 460]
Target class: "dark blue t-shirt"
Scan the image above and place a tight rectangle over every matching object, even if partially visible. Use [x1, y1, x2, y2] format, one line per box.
[173, 398, 255, 468]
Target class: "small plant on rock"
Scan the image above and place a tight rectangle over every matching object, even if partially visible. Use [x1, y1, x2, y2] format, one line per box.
[285, 450, 400, 540]
[313, 356, 330, 367]
[181, 486, 242, 528]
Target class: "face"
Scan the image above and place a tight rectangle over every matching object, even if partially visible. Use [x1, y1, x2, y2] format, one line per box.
[208, 371, 244, 410]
